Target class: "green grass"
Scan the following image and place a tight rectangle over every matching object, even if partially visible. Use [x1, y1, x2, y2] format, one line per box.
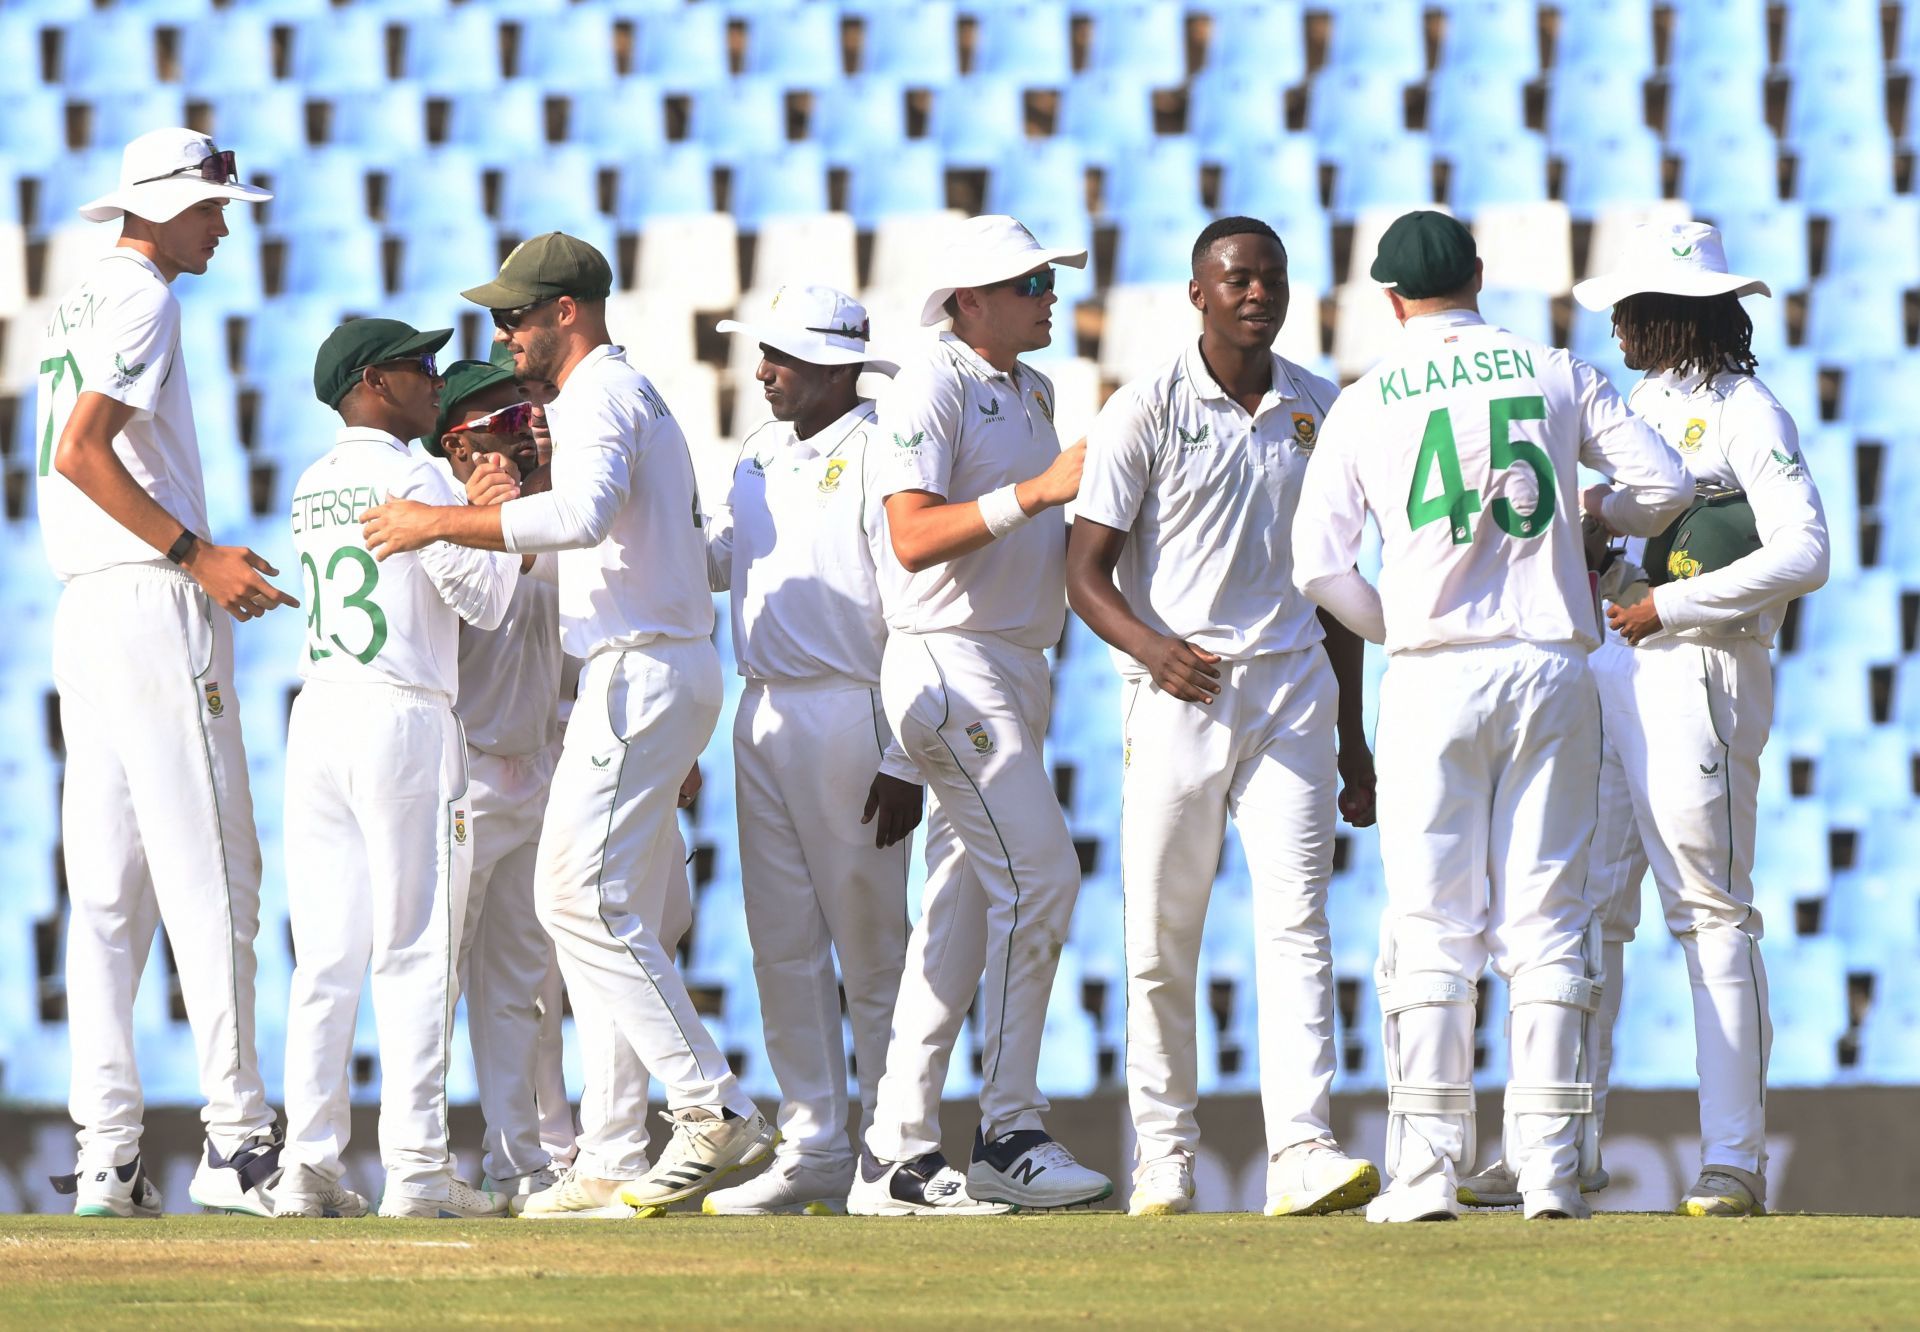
[1, 1213, 1916, 1328]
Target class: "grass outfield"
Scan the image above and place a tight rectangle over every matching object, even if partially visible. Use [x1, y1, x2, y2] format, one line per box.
[2, 1213, 1917, 1328]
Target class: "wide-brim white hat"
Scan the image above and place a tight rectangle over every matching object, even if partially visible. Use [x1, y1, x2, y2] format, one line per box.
[79, 127, 272, 224]
[1572, 220, 1770, 311]
[718, 283, 900, 375]
[919, 213, 1088, 326]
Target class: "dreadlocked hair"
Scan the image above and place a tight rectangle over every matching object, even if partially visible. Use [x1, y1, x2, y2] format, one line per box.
[1611, 291, 1758, 390]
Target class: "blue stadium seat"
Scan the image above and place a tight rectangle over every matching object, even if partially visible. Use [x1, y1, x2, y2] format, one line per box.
[86, 89, 189, 156]
[690, 77, 790, 166]
[931, 74, 1028, 170]
[1330, 131, 1433, 222]
[442, 83, 547, 161]
[1824, 198, 1920, 290]
[742, 4, 844, 90]
[1805, 274, 1906, 367]
[1201, 0, 1307, 86]
[813, 76, 908, 170]
[191, 210, 266, 315]
[278, 221, 387, 309]
[60, 12, 159, 96]
[986, 138, 1089, 225]
[972, 0, 1073, 88]
[1058, 72, 1155, 174]
[1838, 354, 1920, 438]
[1859, 967, 1920, 1083]
[1761, 348, 1822, 441]
[1821, 727, 1918, 827]
[1785, 55, 1891, 149]
[1669, 0, 1769, 73]
[1570, 302, 1634, 391]
[402, 9, 504, 94]
[1546, 66, 1646, 157]
[0, 12, 48, 88]
[574, 79, 670, 156]
[1112, 207, 1210, 284]
[290, 10, 390, 95]
[1084, 0, 1186, 88]
[1897, 657, 1920, 735]
[1446, 129, 1548, 217]
[858, 1, 958, 85]
[1767, 937, 1846, 1087]
[1794, 125, 1898, 214]
[728, 144, 829, 231]
[244, 297, 357, 391]
[846, 140, 945, 227]
[397, 218, 501, 297]
[633, 3, 731, 93]
[1477, 288, 1552, 345]
[1876, 446, 1920, 581]
[498, 147, 605, 239]
[380, 151, 484, 232]
[1436, 0, 1538, 75]
[1665, 63, 1768, 147]
[518, 7, 619, 89]
[1106, 136, 1204, 229]
[1613, 934, 1700, 1087]
[203, 88, 311, 175]
[34, 149, 131, 232]
[326, 86, 431, 168]
[1554, 0, 1654, 77]
[0, 91, 65, 174]
[1674, 128, 1782, 218]
[614, 143, 717, 226]
[1309, 68, 1413, 173]
[1796, 567, 1903, 663]
[1186, 70, 1290, 162]
[1796, 427, 1858, 576]
[1426, 65, 1528, 164]
[1558, 126, 1664, 221]
[1901, 3, 1920, 78]
[1779, 0, 1882, 73]
[179, 10, 277, 94]
[1325, 0, 1426, 82]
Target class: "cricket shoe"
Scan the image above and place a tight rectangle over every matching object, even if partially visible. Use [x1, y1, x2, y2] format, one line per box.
[378, 1179, 509, 1219]
[1127, 1152, 1195, 1216]
[1523, 1185, 1591, 1221]
[703, 1154, 854, 1215]
[1677, 1166, 1766, 1217]
[271, 1166, 369, 1218]
[515, 1164, 635, 1219]
[485, 1165, 561, 1205]
[189, 1129, 283, 1216]
[966, 1129, 1113, 1210]
[846, 1149, 1010, 1215]
[1458, 1156, 1612, 1208]
[615, 1107, 777, 1213]
[52, 1157, 163, 1218]
[1365, 1179, 1460, 1224]
[1265, 1140, 1380, 1216]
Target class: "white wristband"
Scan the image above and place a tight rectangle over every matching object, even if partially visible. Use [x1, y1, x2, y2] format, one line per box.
[978, 484, 1031, 539]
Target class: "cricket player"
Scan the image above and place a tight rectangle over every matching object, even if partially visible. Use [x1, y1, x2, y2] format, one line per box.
[1568, 222, 1828, 1218]
[274, 319, 520, 1220]
[846, 215, 1108, 1215]
[1291, 211, 1694, 1222]
[360, 233, 775, 1217]
[427, 358, 566, 1205]
[1067, 217, 1380, 1217]
[38, 128, 290, 1218]
[700, 287, 923, 1215]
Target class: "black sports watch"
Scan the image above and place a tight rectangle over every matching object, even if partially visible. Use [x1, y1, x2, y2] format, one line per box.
[165, 529, 199, 566]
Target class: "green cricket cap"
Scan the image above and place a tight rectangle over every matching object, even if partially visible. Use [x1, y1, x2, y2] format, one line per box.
[425, 358, 521, 457]
[460, 230, 613, 309]
[1369, 210, 1478, 300]
[313, 317, 452, 410]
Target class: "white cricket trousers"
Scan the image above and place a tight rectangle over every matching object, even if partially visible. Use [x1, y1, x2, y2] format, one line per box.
[867, 630, 1083, 1162]
[281, 679, 471, 1199]
[1585, 690, 1647, 1145]
[458, 742, 559, 1183]
[1122, 646, 1339, 1166]
[735, 677, 910, 1165]
[54, 564, 273, 1168]
[1374, 641, 1599, 1200]
[1594, 637, 1774, 1175]
[533, 955, 577, 1165]
[536, 637, 754, 1178]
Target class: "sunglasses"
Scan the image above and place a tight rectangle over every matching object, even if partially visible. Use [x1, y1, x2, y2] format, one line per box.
[491, 296, 558, 332]
[135, 148, 240, 187]
[446, 400, 535, 437]
[806, 318, 872, 341]
[989, 268, 1056, 299]
[362, 352, 439, 380]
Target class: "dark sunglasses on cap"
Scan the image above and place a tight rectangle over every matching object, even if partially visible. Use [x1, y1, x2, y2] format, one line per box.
[446, 400, 535, 437]
[135, 148, 240, 187]
[362, 352, 440, 379]
[806, 318, 872, 341]
[491, 296, 559, 332]
[989, 268, 1056, 299]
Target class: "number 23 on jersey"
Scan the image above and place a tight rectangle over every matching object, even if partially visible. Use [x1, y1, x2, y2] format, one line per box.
[301, 544, 388, 664]
[1406, 394, 1556, 545]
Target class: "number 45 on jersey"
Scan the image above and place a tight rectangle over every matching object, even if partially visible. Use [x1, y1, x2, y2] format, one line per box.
[1406, 395, 1557, 545]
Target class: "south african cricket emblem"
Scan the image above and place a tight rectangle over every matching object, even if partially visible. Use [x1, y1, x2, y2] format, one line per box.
[1032, 390, 1053, 423]
[819, 458, 846, 494]
[453, 809, 468, 845]
[1680, 418, 1706, 453]
[965, 721, 993, 754]
[202, 681, 224, 718]
[1291, 413, 1318, 451]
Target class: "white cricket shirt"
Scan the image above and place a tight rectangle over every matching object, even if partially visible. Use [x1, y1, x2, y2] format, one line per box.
[457, 576, 563, 757]
[290, 428, 518, 698]
[499, 344, 714, 658]
[870, 332, 1066, 651]
[1292, 310, 1694, 654]
[35, 249, 211, 580]
[1078, 340, 1338, 674]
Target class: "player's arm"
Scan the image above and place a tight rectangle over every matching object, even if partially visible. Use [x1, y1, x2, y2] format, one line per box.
[884, 445, 1083, 571]
[704, 440, 751, 593]
[1291, 407, 1387, 644]
[405, 466, 519, 630]
[1570, 359, 1696, 537]
[1316, 609, 1376, 827]
[1068, 519, 1222, 703]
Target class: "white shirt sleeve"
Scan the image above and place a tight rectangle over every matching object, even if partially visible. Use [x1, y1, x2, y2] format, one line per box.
[1652, 394, 1830, 631]
[1571, 358, 1697, 537]
[1075, 383, 1153, 532]
[499, 391, 636, 553]
[401, 463, 519, 630]
[79, 275, 178, 416]
[704, 444, 746, 594]
[872, 353, 964, 501]
[877, 738, 921, 783]
[528, 551, 560, 585]
[1291, 397, 1387, 644]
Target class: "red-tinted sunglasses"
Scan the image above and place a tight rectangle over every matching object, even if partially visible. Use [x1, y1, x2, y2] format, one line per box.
[136, 148, 240, 187]
[446, 400, 535, 437]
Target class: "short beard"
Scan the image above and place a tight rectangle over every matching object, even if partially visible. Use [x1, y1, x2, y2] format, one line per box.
[519, 325, 565, 384]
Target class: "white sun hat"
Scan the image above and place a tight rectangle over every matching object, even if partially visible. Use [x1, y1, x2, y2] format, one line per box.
[918, 213, 1089, 326]
[1572, 220, 1771, 311]
[717, 284, 900, 375]
[78, 128, 273, 224]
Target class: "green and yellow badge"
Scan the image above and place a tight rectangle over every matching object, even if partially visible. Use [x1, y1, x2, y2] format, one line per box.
[1292, 412, 1318, 450]
[202, 681, 223, 718]
[818, 458, 846, 494]
[1679, 418, 1706, 453]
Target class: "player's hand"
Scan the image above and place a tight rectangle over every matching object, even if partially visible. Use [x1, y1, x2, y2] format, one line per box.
[1336, 741, 1378, 828]
[467, 454, 521, 507]
[677, 763, 702, 809]
[1581, 485, 1619, 536]
[182, 542, 300, 620]
[1026, 439, 1086, 508]
[361, 499, 441, 561]
[1608, 595, 1664, 646]
[530, 404, 552, 464]
[1141, 635, 1221, 704]
[861, 773, 924, 848]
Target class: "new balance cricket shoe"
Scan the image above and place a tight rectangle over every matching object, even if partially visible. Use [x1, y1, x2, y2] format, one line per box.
[1458, 1156, 1612, 1208]
[1127, 1152, 1195, 1216]
[1365, 1181, 1460, 1224]
[189, 1129, 283, 1216]
[1523, 1185, 1592, 1221]
[270, 1166, 369, 1219]
[515, 1164, 635, 1219]
[1677, 1165, 1766, 1217]
[966, 1129, 1113, 1210]
[846, 1149, 1010, 1215]
[1265, 1140, 1380, 1216]
[53, 1157, 163, 1218]
[614, 1106, 777, 1212]
[702, 1154, 854, 1215]
[377, 1179, 509, 1219]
